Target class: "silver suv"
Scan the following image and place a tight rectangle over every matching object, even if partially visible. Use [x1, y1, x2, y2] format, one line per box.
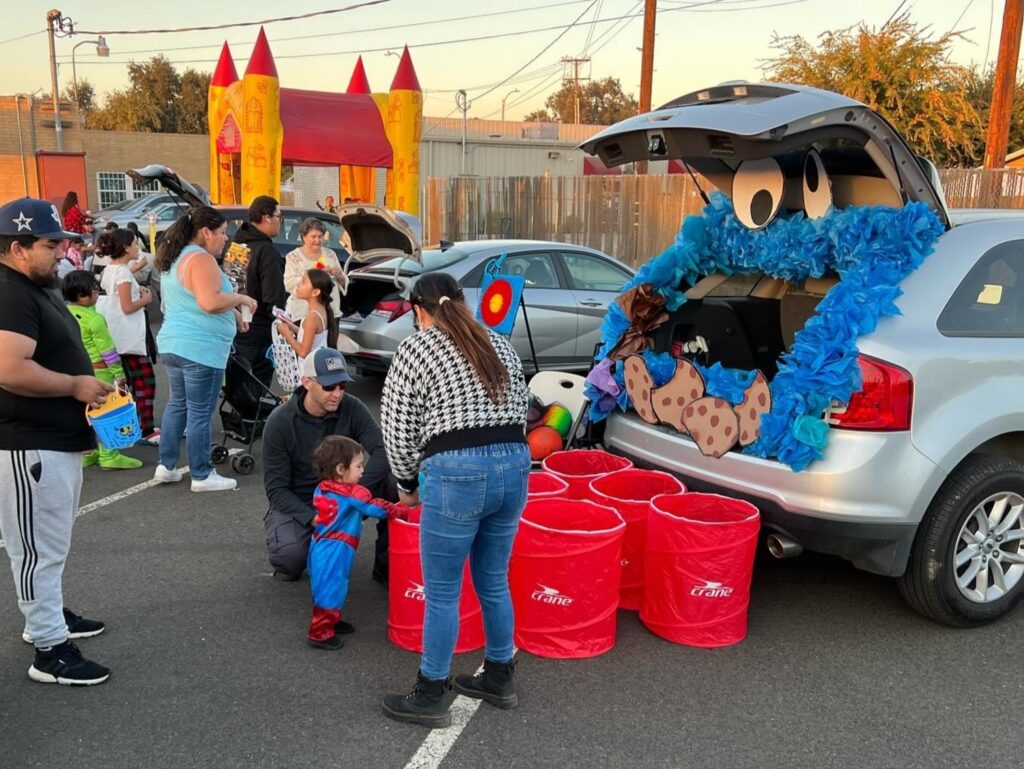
[580, 83, 1024, 627]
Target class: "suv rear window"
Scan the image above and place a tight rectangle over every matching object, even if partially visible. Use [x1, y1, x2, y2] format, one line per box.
[938, 241, 1024, 337]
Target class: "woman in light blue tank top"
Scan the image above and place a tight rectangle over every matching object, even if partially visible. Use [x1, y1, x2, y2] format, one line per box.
[152, 207, 258, 492]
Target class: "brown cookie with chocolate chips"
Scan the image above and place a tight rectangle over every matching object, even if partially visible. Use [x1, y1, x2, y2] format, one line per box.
[624, 355, 658, 424]
[652, 358, 706, 432]
[734, 371, 771, 447]
[682, 397, 740, 458]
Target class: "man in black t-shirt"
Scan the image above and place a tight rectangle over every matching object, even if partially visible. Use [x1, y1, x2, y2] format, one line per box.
[0, 197, 115, 686]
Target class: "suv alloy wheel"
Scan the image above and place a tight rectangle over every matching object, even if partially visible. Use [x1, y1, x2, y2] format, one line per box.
[899, 456, 1024, 626]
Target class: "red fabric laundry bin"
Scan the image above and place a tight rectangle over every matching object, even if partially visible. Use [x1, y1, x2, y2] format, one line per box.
[541, 449, 633, 500]
[641, 493, 760, 648]
[387, 516, 485, 654]
[528, 471, 570, 499]
[509, 498, 625, 658]
[588, 469, 687, 610]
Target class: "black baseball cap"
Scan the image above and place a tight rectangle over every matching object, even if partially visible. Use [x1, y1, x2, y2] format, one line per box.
[0, 197, 78, 239]
[302, 347, 353, 386]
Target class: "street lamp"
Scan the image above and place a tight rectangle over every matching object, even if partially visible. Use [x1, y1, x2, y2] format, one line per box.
[500, 88, 519, 122]
[384, 50, 400, 59]
[72, 35, 109, 111]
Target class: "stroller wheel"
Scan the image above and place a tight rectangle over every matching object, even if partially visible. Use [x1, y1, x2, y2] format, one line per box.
[232, 454, 256, 475]
[211, 445, 230, 464]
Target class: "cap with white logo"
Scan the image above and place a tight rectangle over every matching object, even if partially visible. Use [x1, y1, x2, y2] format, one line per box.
[302, 347, 353, 387]
[0, 197, 78, 240]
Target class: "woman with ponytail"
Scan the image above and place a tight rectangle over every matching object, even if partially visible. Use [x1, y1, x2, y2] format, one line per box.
[153, 207, 257, 493]
[380, 271, 530, 728]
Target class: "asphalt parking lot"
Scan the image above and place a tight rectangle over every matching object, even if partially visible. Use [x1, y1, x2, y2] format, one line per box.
[1, 371, 1020, 769]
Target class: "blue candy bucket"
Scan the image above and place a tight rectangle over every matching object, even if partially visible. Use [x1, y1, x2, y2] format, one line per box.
[86, 390, 141, 450]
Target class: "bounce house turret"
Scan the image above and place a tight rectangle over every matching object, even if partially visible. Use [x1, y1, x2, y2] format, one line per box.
[241, 27, 282, 205]
[386, 46, 422, 215]
[209, 43, 239, 205]
[341, 56, 376, 204]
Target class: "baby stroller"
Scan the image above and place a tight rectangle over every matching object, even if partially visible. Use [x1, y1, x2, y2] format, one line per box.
[211, 350, 282, 475]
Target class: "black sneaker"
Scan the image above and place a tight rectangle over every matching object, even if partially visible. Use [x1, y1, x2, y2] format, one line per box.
[22, 608, 105, 644]
[28, 641, 110, 686]
[335, 619, 356, 635]
[307, 635, 344, 651]
[273, 570, 301, 582]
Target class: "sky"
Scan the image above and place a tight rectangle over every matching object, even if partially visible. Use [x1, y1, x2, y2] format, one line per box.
[0, 1, 1010, 122]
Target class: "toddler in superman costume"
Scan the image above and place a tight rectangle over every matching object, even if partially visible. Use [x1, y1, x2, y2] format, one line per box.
[308, 435, 409, 650]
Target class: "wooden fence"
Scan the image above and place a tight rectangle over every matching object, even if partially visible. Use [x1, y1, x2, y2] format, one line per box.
[425, 168, 1024, 269]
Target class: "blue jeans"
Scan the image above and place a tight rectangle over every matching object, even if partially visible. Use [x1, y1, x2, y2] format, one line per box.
[158, 353, 223, 481]
[418, 442, 531, 680]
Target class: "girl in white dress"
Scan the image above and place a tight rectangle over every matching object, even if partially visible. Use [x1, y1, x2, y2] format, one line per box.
[276, 268, 338, 372]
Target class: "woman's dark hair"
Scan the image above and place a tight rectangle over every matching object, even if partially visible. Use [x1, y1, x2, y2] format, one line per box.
[62, 269, 99, 302]
[61, 191, 79, 217]
[411, 272, 509, 404]
[96, 228, 136, 261]
[306, 268, 338, 348]
[156, 206, 227, 272]
[299, 217, 326, 237]
[312, 435, 365, 481]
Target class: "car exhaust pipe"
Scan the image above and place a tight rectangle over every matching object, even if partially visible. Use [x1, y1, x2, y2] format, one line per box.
[766, 532, 803, 559]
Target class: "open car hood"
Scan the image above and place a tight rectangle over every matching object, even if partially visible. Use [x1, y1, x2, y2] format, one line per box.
[126, 165, 210, 208]
[337, 203, 422, 265]
[578, 82, 949, 229]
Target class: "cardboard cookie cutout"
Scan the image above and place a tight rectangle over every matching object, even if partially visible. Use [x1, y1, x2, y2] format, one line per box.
[734, 371, 771, 446]
[652, 358, 706, 431]
[732, 158, 784, 230]
[682, 397, 740, 459]
[624, 355, 658, 424]
[802, 148, 832, 220]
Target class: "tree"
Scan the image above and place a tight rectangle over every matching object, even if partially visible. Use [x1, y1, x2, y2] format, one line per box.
[64, 79, 95, 113]
[762, 12, 981, 167]
[962, 67, 1024, 166]
[87, 55, 210, 134]
[530, 77, 639, 125]
[523, 109, 552, 122]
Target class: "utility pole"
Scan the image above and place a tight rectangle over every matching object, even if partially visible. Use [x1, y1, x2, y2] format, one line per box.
[456, 89, 470, 175]
[636, 0, 657, 174]
[983, 0, 1024, 168]
[561, 56, 590, 124]
[46, 8, 64, 151]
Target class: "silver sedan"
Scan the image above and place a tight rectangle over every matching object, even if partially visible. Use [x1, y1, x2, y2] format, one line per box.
[337, 239, 634, 376]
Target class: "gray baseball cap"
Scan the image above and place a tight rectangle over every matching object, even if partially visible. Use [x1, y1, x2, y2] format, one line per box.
[301, 347, 353, 386]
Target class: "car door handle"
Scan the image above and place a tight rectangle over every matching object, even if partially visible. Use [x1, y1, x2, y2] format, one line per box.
[580, 300, 603, 307]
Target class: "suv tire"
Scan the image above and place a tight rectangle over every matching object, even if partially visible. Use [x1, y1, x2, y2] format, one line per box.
[899, 456, 1024, 627]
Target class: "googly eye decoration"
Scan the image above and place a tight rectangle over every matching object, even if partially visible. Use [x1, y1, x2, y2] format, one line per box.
[802, 148, 832, 220]
[732, 158, 785, 230]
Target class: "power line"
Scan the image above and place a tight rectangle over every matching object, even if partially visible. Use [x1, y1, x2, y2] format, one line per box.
[73, 0, 393, 36]
[75, 0, 595, 57]
[0, 29, 45, 45]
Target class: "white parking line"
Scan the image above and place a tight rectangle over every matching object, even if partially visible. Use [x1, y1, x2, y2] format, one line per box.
[401, 696, 483, 769]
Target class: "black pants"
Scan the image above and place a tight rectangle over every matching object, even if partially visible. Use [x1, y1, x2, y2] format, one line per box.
[233, 337, 275, 389]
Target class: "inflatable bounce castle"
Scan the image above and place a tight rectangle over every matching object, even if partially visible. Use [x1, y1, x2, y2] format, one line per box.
[207, 28, 422, 214]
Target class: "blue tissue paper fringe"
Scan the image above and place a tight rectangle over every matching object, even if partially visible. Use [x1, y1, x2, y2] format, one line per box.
[586, 192, 943, 472]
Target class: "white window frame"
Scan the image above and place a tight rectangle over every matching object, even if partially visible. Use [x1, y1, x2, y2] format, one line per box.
[95, 171, 160, 210]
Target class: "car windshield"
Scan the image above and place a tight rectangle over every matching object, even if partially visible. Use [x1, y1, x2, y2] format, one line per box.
[362, 247, 468, 275]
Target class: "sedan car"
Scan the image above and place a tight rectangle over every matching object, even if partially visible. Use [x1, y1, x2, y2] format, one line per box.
[335, 205, 634, 375]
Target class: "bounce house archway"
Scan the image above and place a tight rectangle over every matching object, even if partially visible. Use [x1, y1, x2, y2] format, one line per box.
[207, 28, 422, 215]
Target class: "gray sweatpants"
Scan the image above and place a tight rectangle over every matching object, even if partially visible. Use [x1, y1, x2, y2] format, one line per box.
[0, 450, 81, 648]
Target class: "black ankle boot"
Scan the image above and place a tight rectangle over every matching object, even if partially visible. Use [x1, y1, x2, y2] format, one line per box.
[383, 671, 455, 728]
[454, 658, 518, 709]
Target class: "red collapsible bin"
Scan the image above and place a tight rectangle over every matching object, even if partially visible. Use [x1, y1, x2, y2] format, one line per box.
[541, 450, 633, 500]
[509, 498, 625, 658]
[641, 493, 760, 648]
[588, 469, 687, 610]
[528, 472, 569, 499]
[387, 516, 485, 653]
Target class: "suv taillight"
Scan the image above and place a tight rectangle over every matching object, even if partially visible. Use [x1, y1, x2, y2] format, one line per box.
[373, 299, 412, 323]
[830, 355, 913, 431]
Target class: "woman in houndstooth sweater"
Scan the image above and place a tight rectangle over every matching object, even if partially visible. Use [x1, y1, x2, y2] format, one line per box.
[380, 271, 530, 728]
